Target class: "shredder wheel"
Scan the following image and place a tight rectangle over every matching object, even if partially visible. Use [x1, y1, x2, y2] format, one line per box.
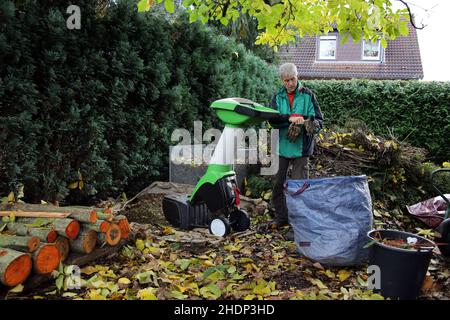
[230, 209, 250, 232]
[209, 216, 231, 237]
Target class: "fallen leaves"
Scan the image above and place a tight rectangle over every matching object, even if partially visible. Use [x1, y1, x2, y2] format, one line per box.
[12, 205, 449, 301]
[338, 269, 352, 282]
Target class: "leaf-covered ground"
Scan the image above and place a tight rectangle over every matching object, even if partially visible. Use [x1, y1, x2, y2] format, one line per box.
[6, 205, 450, 301]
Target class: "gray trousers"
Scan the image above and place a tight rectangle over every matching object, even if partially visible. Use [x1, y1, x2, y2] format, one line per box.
[271, 156, 309, 224]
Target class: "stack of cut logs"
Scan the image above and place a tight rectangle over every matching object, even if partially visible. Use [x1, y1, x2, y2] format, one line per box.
[0, 206, 130, 287]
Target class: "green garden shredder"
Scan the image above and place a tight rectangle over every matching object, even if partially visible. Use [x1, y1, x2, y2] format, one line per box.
[163, 98, 279, 236]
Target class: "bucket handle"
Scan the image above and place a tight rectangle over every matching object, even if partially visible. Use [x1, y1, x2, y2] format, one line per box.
[431, 169, 450, 205]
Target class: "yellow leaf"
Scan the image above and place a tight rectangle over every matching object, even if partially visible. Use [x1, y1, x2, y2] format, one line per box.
[40, 200, 48, 205]
[338, 269, 351, 282]
[224, 245, 241, 252]
[253, 284, 271, 296]
[199, 284, 221, 299]
[373, 210, 383, 218]
[93, 265, 109, 272]
[8, 284, 24, 293]
[443, 162, 450, 168]
[416, 228, 435, 237]
[163, 226, 174, 235]
[185, 282, 200, 295]
[369, 293, 385, 300]
[310, 279, 328, 289]
[62, 292, 78, 298]
[7, 192, 15, 203]
[68, 181, 80, 189]
[135, 239, 145, 251]
[99, 270, 117, 279]
[325, 270, 335, 279]
[206, 270, 224, 281]
[244, 294, 256, 300]
[137, 288, 157, 300]
[88, 289, 107, 300]
[147, 246, 161, 255]
[227, 266, 236, 274]
[118, 278, 131, 285]
[81, 266, 98, 275]
[176, 285, 188, 293]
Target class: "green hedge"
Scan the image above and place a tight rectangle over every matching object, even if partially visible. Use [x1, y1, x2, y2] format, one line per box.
[0, 0, 278, 203]
[303, 80, 450, 162]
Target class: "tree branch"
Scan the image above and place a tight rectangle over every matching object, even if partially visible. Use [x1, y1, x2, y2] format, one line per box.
[397, 0, 426, 30]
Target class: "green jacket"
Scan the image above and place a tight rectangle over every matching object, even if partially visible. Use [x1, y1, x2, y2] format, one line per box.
[269, 81, 324, 158]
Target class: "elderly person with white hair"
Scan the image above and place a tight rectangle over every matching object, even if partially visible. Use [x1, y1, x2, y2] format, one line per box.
[268, 63, 324, 237]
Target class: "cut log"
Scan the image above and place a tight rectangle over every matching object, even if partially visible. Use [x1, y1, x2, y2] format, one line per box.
[51, 219, 80, 240]
[96, 212, 113, 221]
[0, 248, 32, 286]
[0, 235, 40, 253]
[54, 236, 70, 262]
[69, 211, 97, 223]
[97, 223, 121, 246]
[69, 229, 97, 254]
[114, 215, 130, 239]
[82, 220, 110, 233]
[0, 211, 71, 218]
[17, 218, 80, 240]
[32, 244, 60, 274]
[23, 241, 125, 291]
[6, 222, 57, 243]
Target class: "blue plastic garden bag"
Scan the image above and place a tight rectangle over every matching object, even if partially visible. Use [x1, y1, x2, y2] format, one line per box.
[285, 175, 373, 266]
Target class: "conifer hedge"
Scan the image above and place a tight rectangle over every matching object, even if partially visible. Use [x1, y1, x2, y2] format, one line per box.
[0, 0, 278, 203]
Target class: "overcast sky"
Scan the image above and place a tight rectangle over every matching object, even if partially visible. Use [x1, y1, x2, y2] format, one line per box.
[393, 0, 450, 81]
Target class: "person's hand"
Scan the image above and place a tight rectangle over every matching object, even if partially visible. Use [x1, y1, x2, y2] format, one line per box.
[286, 123, 301, 143]
[289, 115, 304, 125]
[304, 118, 320, 135]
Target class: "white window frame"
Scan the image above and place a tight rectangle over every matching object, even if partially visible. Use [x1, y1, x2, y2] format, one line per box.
[318, 35, 337, 60]
[362, 40, 381, 60]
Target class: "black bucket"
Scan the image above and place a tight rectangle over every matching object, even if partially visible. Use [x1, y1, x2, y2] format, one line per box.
[367, 229, 436, 300]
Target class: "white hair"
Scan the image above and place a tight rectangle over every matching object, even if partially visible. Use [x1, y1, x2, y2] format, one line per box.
[279, 63, 298, 79]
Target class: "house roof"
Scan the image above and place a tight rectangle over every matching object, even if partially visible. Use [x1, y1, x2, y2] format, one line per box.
[277, 23, 424, 80]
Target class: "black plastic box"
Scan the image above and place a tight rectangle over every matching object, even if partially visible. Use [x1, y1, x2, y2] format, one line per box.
[162, 193, 212, 230]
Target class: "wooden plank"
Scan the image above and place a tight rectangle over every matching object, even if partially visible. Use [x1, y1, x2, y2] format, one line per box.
[0, 211, 71, 218]
[0, 203, 95, 215]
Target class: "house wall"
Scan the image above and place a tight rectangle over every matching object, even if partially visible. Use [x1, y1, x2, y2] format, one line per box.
[277, 23, 423, 80]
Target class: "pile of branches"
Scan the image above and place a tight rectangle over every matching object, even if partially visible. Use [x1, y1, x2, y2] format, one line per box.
[311, 120, 425, 177]
[308, 119, 433, 207]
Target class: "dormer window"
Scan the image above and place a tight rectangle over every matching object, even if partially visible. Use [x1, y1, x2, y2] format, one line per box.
[318, 35, 337, 60]
[362, 40, 381, 60]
